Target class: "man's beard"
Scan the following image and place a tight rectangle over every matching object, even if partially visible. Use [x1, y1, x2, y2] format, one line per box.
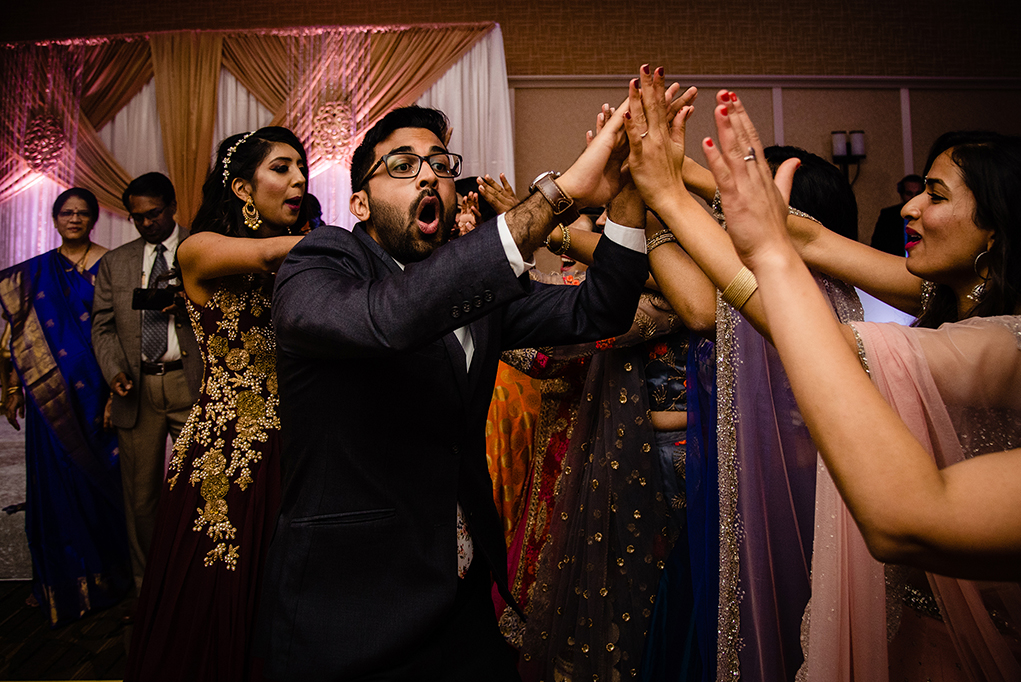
[367, 189, 455, 264]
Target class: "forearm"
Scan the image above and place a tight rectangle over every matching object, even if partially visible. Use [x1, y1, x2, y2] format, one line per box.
[505, 193, 561, 261]
[683, 157, 717, 204]
[554, 184, 646, 266]
[501, 237, 648, 349]
[647, 243, 716, 335]
[182, 234, 303, 281]
[795, 219, 924, 315]
[752, 249, 977, 569]
[655, 193, 771, 338]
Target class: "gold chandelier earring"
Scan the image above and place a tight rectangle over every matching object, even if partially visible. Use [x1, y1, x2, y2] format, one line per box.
[242, 196, 262, 232]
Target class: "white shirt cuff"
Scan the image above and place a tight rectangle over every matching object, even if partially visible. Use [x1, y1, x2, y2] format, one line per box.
[497, 213, 533, 277]
[604, 218, 647, 253]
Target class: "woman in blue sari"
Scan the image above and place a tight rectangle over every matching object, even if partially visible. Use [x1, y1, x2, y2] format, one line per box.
[0, 187, 131, 626]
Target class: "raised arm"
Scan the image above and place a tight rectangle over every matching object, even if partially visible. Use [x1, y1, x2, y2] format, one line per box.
[703, 86, 1021, 581]
[644, 213, 717, 335]
[788, 215, 925, 315]
[625, 67, 776, 341]
[177, 231, 303, 305]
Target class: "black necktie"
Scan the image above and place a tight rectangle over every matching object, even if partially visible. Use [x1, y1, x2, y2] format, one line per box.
[141, 244, 169, 362]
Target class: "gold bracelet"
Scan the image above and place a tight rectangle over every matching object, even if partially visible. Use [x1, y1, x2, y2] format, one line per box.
[544, 224, 572, 256]
[6, 385, 21, 395]
[645, 229, 677, 252]
[721, 266, 758, 310]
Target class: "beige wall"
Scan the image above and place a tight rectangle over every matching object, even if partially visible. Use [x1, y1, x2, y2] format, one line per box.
[910, 90, 1021, 175]
[781, 88, 902, 242]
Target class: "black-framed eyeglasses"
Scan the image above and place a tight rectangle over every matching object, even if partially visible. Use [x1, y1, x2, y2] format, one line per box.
[358, 152, 462, 189]
[129, 204, 169, 225]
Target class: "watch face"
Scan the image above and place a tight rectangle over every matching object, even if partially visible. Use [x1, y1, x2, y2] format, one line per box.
[530, 171, 560, 192]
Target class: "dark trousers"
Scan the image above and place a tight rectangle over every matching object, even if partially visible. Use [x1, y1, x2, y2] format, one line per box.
[357, 559, 521, 682]
[261, 560, 521, 682]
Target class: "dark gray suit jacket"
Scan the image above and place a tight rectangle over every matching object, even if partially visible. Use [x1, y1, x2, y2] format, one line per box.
[91, 237, 202, 429]
[259, 220, 648, 680]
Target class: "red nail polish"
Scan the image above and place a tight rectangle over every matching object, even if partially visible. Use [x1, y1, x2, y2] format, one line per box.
[631, 78, 638, 88]
[642, 64, 650, 74]
[721, 106, 728, 116]
[729, 91, 737, 100]
[625, 111, 631, 119]
[705, 138, 714, 148]
[721, 93, 730, 102]
[656, 66, 664, 77]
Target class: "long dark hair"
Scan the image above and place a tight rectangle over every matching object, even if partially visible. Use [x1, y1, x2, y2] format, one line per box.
[913, 131, 1021, 328]
[191, 127, 309, 237]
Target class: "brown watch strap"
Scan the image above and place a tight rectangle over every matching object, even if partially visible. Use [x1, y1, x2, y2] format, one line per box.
[531, 172, 580, 225]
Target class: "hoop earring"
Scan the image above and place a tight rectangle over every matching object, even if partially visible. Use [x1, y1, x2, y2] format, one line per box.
[968, 250, 990, 303]
[242, 196, 262, 232]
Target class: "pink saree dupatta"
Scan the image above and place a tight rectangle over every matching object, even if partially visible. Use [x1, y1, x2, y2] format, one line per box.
[801, 316, 1021, 681]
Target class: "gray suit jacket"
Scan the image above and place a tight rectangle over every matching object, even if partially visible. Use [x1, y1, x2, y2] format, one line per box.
[91, 237, 202, 429]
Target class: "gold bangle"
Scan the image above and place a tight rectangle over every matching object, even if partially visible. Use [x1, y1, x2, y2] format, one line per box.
[544, 224, 571, 256]
[645, 229, 677, 252]
[6, 385, 21, 395]
[721, 266, 758, 310]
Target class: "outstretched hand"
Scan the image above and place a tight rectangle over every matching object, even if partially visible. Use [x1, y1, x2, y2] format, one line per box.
[556, 96, 631, 208]
[701, 90, 800, 270]
[624, 65, 697, 215]
[561, 75, 696, 209]
[477, 174, 519, 213]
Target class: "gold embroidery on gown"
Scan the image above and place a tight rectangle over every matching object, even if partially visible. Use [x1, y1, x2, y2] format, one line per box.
[168, 275, 280, 570]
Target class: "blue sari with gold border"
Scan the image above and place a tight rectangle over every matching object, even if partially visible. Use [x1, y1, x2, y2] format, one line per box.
[0, 249, 131, 626]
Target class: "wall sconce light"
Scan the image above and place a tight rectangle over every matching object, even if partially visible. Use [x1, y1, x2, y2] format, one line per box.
[831, 130, 865, 185]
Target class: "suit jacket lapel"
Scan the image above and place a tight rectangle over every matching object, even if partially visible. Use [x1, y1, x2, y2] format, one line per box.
[354, 224, 471, 399]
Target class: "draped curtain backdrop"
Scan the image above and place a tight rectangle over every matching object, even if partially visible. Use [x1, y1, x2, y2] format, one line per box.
[0, 23, 512, 269]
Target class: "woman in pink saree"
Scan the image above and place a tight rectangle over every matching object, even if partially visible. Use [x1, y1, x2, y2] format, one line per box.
[623, 64, 1021, 682]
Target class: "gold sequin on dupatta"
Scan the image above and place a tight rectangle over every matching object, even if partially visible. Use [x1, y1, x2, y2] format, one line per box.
[168, 275, 278, 570]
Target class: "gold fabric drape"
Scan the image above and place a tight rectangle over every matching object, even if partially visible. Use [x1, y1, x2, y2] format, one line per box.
[0, 42, 139, 216]
[72, 114, 134, 217]
[81, 40, 153, 131]
[150, 32, 223, 229]
[366, 26, 489, 118]
[222, 24, 492, 173]
[3, 23, 495, 227]
[221, 35, 290, 115]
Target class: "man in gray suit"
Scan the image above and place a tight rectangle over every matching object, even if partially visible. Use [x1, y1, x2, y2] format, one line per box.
[92, 172, 202, 592]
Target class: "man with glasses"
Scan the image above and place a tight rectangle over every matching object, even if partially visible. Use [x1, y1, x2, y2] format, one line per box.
[260, 105, 651, 680]
[92, 172, 202, 601]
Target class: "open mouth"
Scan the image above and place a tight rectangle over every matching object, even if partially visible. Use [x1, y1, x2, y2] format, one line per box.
[905, 227, 921, 248]
[416, 194, 440, 235]
[284, 197, 302, 211]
